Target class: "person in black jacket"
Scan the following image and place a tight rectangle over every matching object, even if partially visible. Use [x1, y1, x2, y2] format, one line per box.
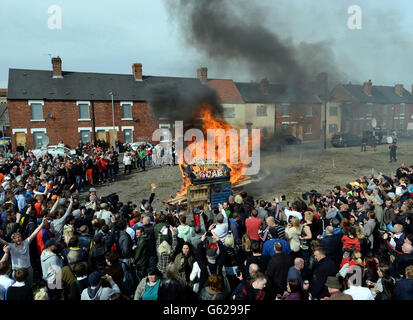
[320, 226, 343, 268]
[158, 262, 185, 301]
[265, 242, 293, 296]
[196, 231, 226, 291]
[5, 268, 33, 301]
[310, 247, 338, 299]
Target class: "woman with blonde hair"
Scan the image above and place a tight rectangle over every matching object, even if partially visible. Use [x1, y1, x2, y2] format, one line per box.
[338, 250, 363, 279]
[299, 211, 315, 262]
[285, 216, 301, 257]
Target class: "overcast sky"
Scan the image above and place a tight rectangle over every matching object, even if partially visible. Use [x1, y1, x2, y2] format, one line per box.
[1, 0, 413, 89]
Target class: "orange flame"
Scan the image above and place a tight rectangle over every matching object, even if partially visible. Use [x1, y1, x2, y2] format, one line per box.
[173, 103, 260, 199]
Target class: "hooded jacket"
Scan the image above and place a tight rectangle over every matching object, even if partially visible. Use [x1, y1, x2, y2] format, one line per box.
[80, 282, 120, 300]
[177, 225, 193, 242]
[40, 250, 63, 283]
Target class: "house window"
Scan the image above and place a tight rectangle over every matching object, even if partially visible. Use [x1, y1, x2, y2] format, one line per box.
[256, 105, 267, 117]
[30, 102, 43, 120]
[159, 124, 171, 142]
[400, 118, 404, 129]
[282, 104, 289, 117]
[80, 130, 91, 143]
[382, 119, 387, 129]
[121, 103, 132, 119]
[223, 107, 235, 118]
[329, 106, 338, 116]
[76, 101, 91, 120]
[383, 104, 388, 115]
[328, 124, 338, 134]
[306, 105, 312, 117]
[366, 103, 373, 116]
[400, 103, 405, 115]
[78, 104, 90, 120]
[123, 129, 133, 143]
[305, 123, 312, 134]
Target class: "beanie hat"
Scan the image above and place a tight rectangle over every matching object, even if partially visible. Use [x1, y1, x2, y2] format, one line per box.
[88, 271, 102, 287]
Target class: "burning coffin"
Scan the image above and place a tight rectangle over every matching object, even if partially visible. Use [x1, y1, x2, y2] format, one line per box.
[181, 159, 232, 210]
[182, 159, 231, 185]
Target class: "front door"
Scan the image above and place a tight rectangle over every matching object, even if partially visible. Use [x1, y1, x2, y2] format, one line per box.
[96, 130, 107, 142]
[108, 129, 118, 148]
[15, 132, 26, 148]
[33, 132, 44, 149]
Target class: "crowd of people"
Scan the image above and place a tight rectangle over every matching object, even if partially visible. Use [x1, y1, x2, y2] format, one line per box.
[0, 137, 413, 301]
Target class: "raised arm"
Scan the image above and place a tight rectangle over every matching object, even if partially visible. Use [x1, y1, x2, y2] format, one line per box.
[0, 245, 10, 263]
[28, 217, 46, 243]
[49, 196, 60, 214]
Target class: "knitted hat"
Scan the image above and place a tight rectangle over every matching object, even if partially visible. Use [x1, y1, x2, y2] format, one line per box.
[88, 271, 102, 287]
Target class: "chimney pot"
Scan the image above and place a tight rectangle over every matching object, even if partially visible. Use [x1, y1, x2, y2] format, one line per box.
[132, 63, 143, 81]
[197, 67, 208, 83]
[51, 56, 62, 78]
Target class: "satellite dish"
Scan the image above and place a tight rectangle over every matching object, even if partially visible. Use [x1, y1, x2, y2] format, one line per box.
[371, 118, 377, 128]
[42, 135, 50, 147]
[387, 136, 393, 144]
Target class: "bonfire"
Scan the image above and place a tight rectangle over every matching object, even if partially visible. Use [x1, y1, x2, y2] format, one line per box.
[167, 103, 261, 204]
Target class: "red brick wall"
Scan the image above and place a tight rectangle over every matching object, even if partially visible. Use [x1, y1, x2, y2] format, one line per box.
[274, 103, 322, 141]
[8, 99, 159, 150]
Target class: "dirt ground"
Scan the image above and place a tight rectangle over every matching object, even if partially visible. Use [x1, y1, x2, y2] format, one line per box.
[83, 140, 413, 209]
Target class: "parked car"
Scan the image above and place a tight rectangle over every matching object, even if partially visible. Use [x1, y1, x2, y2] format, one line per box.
[283, 134, 302, 145]
[0, 137, 11, 145]
[32, 145, 76, 159]
[331, 133, 362, 147]
[123, 142, 153, 152]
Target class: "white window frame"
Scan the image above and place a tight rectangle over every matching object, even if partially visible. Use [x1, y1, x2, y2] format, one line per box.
[366, 103, 373, 117]
[77, 127, 92, 132]
[122, 126, 134, 143]
[400, 103, 405, 115]
[120, 101, 133, 120]
[256, 105, 267, 117]
[305, 123, 312, 134]
[76, 101, 91, 121]
[281, 104, 290, 117]
[28, 100, 45, 122]
[223, 107, 236, 118]
[30, 128, 47, 134]
[306, 105, 312, 117]
[12, 128, 28, 134]
[329, 106, 338, 117]
[95, 126, 119, 132]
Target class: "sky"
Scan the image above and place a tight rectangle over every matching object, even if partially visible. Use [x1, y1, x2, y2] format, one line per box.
[1, 0, 413, 89]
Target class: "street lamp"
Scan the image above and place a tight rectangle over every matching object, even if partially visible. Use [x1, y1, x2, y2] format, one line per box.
[108, 91, 118, 152]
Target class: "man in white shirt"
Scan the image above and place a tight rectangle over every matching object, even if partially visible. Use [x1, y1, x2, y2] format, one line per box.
[211, 213, 228, 242]
[96, 203, 113, 226]
[343, 274, 375, 300]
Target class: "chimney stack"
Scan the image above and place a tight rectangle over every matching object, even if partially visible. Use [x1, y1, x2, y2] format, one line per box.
[259, 78, 269, 94]
[394, 84, 403, 96]
[51, 56, 62, 78]
[197, 67, 208, 83]
[132, 63, 142, 81]
[363, 80, 372, 96]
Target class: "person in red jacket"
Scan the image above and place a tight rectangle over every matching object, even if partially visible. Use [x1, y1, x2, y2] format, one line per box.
[245, 209, 263, 242]
[341, 226, 360, 254]
[97, 155, 108, 184]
